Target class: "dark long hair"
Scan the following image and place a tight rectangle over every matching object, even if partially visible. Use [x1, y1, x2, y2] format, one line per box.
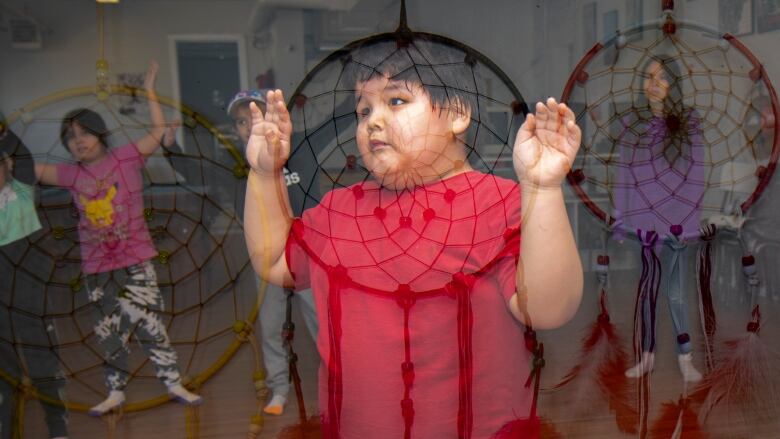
[640, 54, 686, 116]
[639, 55, 701, 163]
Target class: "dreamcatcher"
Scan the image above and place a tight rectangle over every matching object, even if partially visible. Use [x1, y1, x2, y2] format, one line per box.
[557, 0, 778, 436]
[0, 4, 272, 439]
[248, 2, 579, 438]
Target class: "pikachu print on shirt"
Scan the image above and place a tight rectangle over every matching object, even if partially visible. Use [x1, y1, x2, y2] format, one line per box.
[76, 177, 129, 249]
[80, 185, 117, 227]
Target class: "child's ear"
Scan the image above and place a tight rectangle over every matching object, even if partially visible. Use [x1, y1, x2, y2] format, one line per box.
[450, 102, 471, 136]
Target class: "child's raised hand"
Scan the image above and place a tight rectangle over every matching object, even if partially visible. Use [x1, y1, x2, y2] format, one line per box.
[143, 60, 159, 92]
[246, 89, 292, 175]
[513, 98, 581, 189]
[162, 119, 181, 148]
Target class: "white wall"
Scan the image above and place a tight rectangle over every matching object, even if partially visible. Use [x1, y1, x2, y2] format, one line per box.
[0, 0, 275, 115]
[269, 8, 305, 92]
[2, 0, 778, 114]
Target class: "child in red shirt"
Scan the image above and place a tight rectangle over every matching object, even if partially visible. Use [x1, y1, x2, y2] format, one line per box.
[244, 39, 583, 438]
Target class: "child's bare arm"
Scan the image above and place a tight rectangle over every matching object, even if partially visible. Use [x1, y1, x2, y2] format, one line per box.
[135, 60, 166, 157]
[510, 98, 583, 329]
[34, 163, 59, 186]
[244, 90, 295, 287]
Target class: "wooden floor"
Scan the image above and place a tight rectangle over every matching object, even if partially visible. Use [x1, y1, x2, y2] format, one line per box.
[22, 269, 780, 438]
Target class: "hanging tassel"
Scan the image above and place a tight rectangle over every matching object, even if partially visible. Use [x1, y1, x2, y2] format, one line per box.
[696, 224, 717, 372]
[633, 230, 662, 356]
[553, 255, 637, 433]
[633, 230, 661, 437]
[649, 396, 706, 439]
[276, 288, 324, 439]
[493, 335, 561, 439]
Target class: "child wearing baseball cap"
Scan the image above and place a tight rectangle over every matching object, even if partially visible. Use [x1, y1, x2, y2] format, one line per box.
[228, 90, 319, 415]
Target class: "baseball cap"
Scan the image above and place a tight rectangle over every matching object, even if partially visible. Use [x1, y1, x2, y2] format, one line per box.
[227, 89, 269, 117]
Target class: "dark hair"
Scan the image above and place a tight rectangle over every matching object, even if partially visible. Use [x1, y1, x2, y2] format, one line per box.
[60, 108, 109, 152]
[230, 99, 267, 119]
[640, 54, 685, 113]
[340, 36, 478, 118]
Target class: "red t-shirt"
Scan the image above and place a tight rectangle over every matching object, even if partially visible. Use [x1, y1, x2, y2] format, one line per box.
[286, 171, 532, 439]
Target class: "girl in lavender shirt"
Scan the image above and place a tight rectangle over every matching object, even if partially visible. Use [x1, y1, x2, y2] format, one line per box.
[614, 55, 705, 382]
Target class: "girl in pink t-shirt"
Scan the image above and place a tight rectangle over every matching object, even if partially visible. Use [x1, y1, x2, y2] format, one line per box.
[36, 61, 201, 416]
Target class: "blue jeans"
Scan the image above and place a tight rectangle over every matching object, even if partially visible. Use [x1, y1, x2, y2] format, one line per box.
[640, 239, 693, 355]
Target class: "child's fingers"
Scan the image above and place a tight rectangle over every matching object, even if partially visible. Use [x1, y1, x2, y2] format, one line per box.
[563, 106, 578, 143]
[534, 101, 548, 132]
[266, 90, 284, 124]
[560, 102, 576, 122]
[276, 100, 292, 133]
[553, 119, 580, 161]
[566, 120, 581, 156]
[546, 97, 560, 129]
[264, 90, 276, 123]
[556, 102, 571, 135]
[515, 113, 536, 146]
[144, 60, 159, 87]
[250, 102, 264, 123]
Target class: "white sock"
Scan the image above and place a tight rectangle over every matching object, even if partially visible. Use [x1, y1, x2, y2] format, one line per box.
[88, 390, 126, 416]
[263, 394, 287, 415]
[168, 383, 203, 406]
[678, 352, 703, 382]
[625, 351, 655, 378]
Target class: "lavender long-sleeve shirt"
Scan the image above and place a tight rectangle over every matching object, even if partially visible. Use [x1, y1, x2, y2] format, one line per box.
[612, 109, 706, 241]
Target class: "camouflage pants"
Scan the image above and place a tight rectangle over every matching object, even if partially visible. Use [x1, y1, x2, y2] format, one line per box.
[85, 261, 182, 391]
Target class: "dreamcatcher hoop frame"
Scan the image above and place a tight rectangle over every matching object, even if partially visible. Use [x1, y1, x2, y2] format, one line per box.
[0, 85, 266, 414]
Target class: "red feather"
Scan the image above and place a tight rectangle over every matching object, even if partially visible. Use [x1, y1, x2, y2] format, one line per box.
[554, 310, 638, 433]
[492, 416, 562, 438]
[688, 308, 779, 437]
[599, 350, 639, 434]
[649, 397, 706, 439]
